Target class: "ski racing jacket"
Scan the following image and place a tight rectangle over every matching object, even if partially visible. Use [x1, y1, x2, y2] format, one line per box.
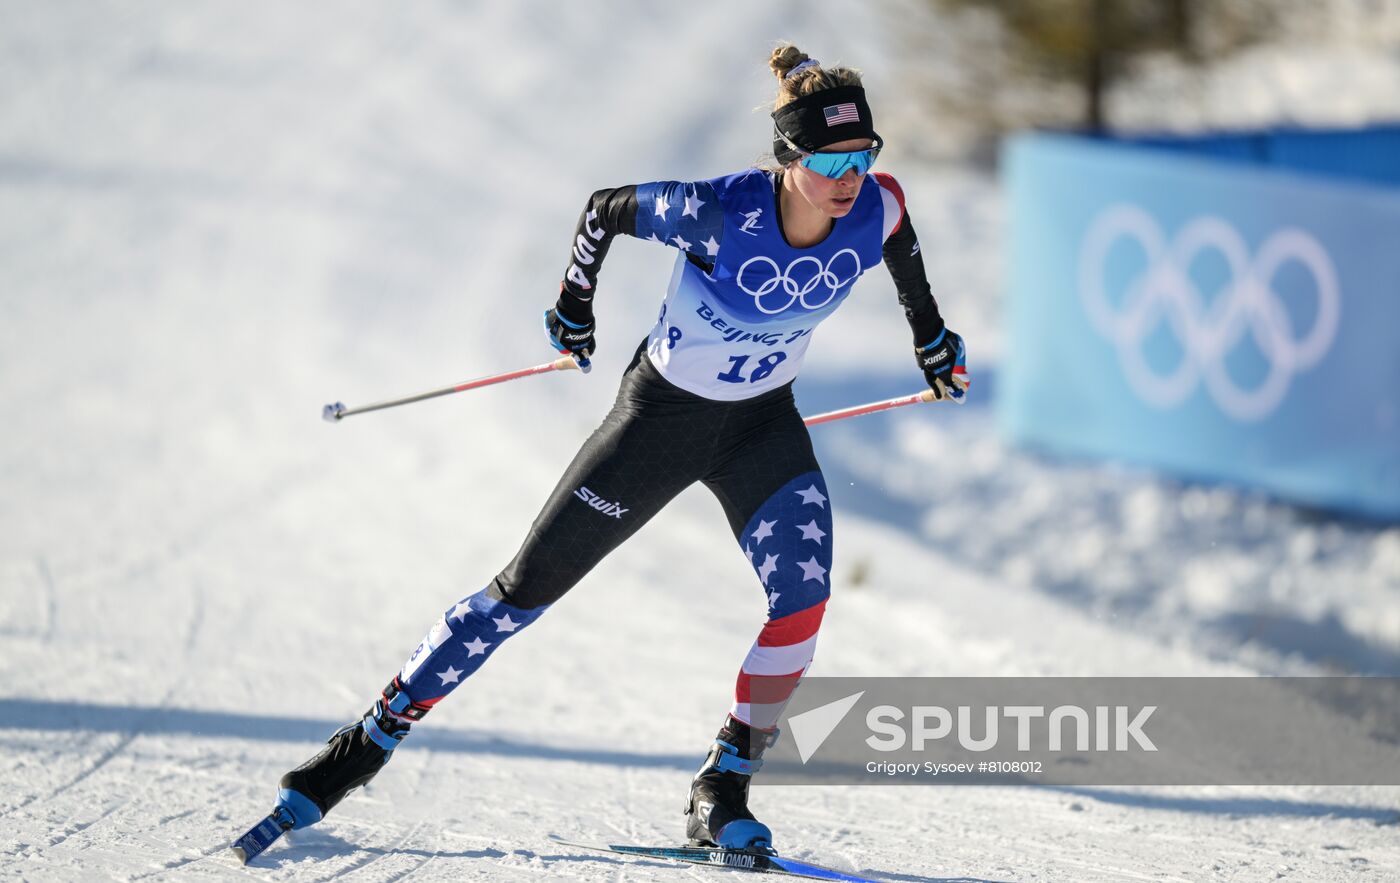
[558, 168, 945, 401]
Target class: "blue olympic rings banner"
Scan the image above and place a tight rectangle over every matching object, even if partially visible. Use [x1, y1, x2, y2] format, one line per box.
[1000, 133, 1400, 520]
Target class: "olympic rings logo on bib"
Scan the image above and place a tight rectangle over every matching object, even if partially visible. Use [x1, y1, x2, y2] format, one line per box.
[736, 249, 862, 314]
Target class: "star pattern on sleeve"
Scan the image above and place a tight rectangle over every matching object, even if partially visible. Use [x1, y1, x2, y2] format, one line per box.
[633, 180, 724, 263]
[682, 188, 705, 219]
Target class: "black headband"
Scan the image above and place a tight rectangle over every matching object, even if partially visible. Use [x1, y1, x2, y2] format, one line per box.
[771, 84, 880, 164]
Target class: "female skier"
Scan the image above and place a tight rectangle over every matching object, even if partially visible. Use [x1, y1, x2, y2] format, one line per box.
[272, 45, 967, 852]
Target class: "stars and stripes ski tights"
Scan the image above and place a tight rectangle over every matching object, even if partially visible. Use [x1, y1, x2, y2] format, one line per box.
[389, 348, 832, 733]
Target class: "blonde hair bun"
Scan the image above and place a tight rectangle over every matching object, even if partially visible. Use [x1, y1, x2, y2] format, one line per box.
[767, 43, 862, 110]
[769, 44, 812, 82]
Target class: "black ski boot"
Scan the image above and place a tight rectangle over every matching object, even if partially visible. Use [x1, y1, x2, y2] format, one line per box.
[274, 678, 428, 829]
[684, 715, 778, 851]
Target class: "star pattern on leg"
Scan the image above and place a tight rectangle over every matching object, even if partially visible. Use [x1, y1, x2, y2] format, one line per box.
[493, 614, 520, 633]
[757, 553, 779, 585]
[797, 520, 826, 544]
[751, 519, 776, 543]
[449, 600, 472, 621]
[654, 195, 670, 218]
[795, 485, 827, 507]
[797, 556, 827, 584]
[463, 637, 490, 657]
[437, 665, 463, 685]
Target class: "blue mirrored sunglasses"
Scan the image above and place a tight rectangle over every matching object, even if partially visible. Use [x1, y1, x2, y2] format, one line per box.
[779, 131, 881, 179]
[799, 144, 880, 179]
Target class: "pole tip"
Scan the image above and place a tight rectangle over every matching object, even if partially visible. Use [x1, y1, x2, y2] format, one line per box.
[322, 402, 346, 422]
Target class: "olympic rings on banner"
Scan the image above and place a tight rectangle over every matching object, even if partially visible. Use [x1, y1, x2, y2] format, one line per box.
[1078, 205, 1340, 421]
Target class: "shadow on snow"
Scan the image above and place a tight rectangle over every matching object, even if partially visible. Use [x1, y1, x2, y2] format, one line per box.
[1050, 785, 1400, 825]
[7, 698, 697, 771]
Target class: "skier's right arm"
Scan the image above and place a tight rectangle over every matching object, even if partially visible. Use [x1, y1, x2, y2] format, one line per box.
[545, 186, 639, 364]
[554, 186, 640, 322]
[547, 181, 725, 360]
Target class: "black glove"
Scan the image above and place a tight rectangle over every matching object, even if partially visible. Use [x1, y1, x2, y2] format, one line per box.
[544, 300, 595, 372]
[914, 327, 968, 400]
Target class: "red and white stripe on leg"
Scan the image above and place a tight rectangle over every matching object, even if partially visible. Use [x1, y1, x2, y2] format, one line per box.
[731, 600, 827, 731]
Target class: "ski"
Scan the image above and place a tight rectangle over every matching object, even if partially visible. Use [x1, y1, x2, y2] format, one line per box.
[547, 834, 884, 882]
[229, 808, 294, 865]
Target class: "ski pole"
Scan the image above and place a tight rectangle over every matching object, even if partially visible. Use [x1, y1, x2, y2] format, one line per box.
[322, 356, 582, 422]
[803, 385, 964, 428]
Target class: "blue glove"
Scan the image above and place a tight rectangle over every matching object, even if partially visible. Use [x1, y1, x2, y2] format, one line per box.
[914, 327, 967, 401]
[544, 304, 594, 373]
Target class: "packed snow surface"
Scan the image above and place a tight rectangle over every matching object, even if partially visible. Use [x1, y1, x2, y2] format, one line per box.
[2, 2, 1397, 880]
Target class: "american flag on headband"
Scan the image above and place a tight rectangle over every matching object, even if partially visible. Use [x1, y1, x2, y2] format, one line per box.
[823, 103, 860, 126]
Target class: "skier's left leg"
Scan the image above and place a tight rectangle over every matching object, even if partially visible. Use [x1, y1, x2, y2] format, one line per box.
[687, 412, 833, 850]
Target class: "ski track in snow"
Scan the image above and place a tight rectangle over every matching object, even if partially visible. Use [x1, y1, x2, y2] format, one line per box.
[3, 2, 1399, 881]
